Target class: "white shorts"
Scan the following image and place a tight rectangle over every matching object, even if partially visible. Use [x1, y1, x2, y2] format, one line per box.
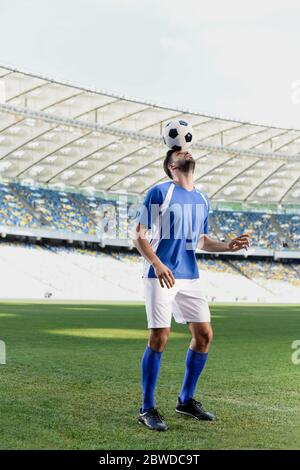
[143, 278, 211, 329]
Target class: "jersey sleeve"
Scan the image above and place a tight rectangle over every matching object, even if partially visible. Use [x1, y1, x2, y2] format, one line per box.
[136, 186, 163, 229]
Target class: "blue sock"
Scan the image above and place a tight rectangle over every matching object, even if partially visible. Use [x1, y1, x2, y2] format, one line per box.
[179, 348, 208, 404]
[141, 346, 162, 413]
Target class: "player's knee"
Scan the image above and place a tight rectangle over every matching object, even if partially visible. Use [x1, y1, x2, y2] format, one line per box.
[194, 328, 213, 349]
[149, 328, 169, 352]
[202, 328, 213, 346]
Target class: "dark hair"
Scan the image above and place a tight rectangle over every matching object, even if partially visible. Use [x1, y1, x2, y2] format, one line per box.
[163, 149, 175, 179]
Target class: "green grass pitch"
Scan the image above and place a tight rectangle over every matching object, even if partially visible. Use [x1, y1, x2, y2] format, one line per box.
[0, 301, 299, 450]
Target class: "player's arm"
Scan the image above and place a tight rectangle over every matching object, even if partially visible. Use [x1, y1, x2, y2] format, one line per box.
[198, 234, 250, 252]
[133, 223, 175, 289]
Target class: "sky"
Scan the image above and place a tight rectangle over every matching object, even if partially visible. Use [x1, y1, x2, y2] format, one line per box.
[1, 0, 300, 129]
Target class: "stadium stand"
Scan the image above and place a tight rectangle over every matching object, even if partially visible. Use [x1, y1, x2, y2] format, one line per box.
[276, 213, 300, 249]
[0, 182, 39, 228]
[0, 65, 299, 302]
[231, 258, 300, 283]
[211, 210, 279, 249]
[0, 181, 298, 251]
[11, 183, 95, 233]
[0, 239, 298, 302]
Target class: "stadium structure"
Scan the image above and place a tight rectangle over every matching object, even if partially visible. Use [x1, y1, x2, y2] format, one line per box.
[0, 64, 299, 303]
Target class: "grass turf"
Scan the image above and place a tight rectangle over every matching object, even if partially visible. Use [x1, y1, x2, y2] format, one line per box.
[0, 301, 299, 450]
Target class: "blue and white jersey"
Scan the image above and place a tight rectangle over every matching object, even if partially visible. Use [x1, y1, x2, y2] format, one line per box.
[136, 181, 210, 279]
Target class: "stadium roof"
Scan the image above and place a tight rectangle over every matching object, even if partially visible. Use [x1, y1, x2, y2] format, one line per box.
[0, 63, 300, 204]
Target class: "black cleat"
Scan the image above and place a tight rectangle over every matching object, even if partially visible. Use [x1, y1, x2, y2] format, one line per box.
[138, 408, 168, 431]
[176, 397, 216, 421]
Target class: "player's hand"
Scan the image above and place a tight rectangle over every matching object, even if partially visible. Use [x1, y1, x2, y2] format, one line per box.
[153, 261, 175, 289]
[228, 234, 250, 252]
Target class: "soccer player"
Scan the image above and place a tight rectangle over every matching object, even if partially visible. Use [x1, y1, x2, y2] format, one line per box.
[133, 149, 249, 431]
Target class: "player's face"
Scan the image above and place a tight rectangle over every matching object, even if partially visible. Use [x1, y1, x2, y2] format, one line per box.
[170, 150, 195, 174]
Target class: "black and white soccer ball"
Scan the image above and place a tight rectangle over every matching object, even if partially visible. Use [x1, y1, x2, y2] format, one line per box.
[162, 119, 194, 151]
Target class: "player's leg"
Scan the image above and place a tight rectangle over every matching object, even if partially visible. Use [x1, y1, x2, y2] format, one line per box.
[173, 280, 216, 420]
[176, 321, 215, 420]
[141, 327, 170, 412]
[179, 322, 212, 404]
[139, 327, 170, 431]
[138, 279, 175, 431]
[179, 321, 212, 401]
[188, 321, 213, 353]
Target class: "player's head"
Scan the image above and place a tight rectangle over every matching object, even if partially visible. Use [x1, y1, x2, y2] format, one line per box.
[163, 149, 195, 179]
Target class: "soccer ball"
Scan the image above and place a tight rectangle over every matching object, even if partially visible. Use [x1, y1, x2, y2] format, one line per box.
[162, 119, 194, 151]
